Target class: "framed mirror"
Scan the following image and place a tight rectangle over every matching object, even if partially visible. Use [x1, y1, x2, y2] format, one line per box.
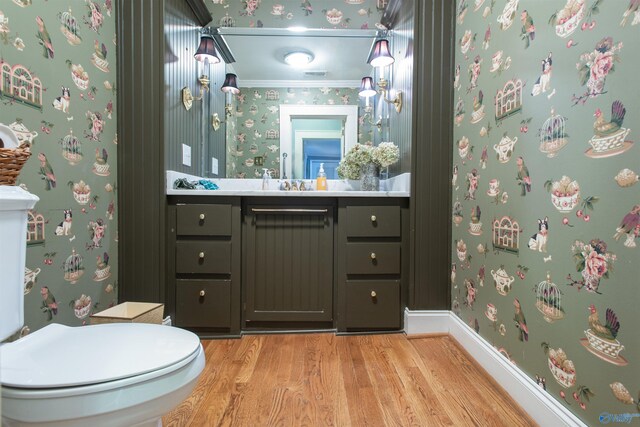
[215, 28, 383, 179]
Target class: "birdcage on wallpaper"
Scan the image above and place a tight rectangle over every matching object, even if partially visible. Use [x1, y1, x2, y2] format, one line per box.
[266, 129, 279, 140]
[535, 273, 565, 323]
[539, 109, 568, 158]
[63, 248, 85, 284]
[218, 13, 235, 28]
[60, 131, 82, 164]
[58, 9, 82, 45]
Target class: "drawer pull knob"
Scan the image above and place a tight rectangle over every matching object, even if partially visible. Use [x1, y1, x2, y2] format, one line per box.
[371, 290, 377, 298]
[370, 252, 376, 260]
[199, 252, 205, 259]
[370, 215, 377, 222]
[199, 213, 205, 220]
[199, 290, 205, 297]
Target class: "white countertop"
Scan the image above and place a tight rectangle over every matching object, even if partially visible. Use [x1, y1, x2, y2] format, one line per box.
[166, 171, 410, 198]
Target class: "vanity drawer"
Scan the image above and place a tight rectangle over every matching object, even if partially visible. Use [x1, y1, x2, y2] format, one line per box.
[346, 242, 400, 275]
[345, 280, 400, 329]
[345, 205, 400, 237]
[175, 279, 231, 328]
[176, 204, 232, 236]
[176, 241, 231, 274]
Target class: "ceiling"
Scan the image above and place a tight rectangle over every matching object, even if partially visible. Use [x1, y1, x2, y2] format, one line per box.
[216, 28, 379, 87]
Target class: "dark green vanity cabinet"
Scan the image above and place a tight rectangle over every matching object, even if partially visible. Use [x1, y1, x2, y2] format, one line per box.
[336, 199, 409, 332]
[167, 195, 408, 335]
[166, 197, 242, 336]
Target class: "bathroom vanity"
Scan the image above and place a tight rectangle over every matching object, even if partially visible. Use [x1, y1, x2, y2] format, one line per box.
[166, 174, 409, 337]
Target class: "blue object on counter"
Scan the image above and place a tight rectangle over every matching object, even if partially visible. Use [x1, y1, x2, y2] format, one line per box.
[173, 178, 219, 190]
[198, 180, 219, 190]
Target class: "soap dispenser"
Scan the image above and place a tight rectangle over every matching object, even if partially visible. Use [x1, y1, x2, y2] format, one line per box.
[316, 163, 327, 191]
[262, 168, 271, 190]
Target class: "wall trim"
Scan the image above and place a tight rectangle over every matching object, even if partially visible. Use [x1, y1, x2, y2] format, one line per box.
[404, 309, 587, 427]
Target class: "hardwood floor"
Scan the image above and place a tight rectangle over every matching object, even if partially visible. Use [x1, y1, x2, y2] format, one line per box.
[163, 334, 536, 427]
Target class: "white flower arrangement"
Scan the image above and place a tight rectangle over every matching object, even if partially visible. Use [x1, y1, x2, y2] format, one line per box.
[336, 142, 399, 180]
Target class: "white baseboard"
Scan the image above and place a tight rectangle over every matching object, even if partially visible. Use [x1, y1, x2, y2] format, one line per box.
[404, 309, 587, 427]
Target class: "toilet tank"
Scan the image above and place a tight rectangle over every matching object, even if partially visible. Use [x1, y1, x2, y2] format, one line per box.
[0, 186, 39, 341]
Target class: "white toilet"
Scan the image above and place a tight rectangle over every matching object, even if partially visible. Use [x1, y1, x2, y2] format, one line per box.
[0, 187, 205, 427]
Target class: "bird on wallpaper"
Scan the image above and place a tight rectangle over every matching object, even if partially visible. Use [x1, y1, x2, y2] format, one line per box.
[482, 24, 491, 50]
[520, 10, 535, 48]
[594, 101, 626, 137]
[620, 0, 640, 26]
[513, 298, 529, 342]
[37, 153, 56, 190]
[301, 0, 313, 16]
[587, 305, 620, 341]
[35, 16, 54, 59]
[613, 204, 640, 246]
[40, 286, 58, 321]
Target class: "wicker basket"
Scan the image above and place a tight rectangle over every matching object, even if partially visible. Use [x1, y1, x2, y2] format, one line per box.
[0, 143, 31, 185]
[90, 302, 164, 325]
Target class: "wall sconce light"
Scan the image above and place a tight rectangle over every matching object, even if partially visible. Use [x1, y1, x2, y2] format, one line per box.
[366, 39, 402, 113]
[377, 77, 402, 113]
[368, 39, 395, 68]
[359, 76, 382, 131]
[221, 73, 239, 117]
[181, 74, 210, 111]
[194, 34, 220, 64]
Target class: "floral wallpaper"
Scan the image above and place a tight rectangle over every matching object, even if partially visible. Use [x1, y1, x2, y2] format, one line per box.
[0, 0, 117, 336]
[452, 0, 639, 424]
[226, 86, 373, 178]
[207, 0, 388, 30]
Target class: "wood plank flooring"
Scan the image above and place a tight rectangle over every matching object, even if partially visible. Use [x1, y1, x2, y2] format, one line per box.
[163, 334, 536, 427]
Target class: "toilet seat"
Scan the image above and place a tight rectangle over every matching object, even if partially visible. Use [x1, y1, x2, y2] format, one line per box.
[0, 323, 201, 390]
[1, 323, 205, 426]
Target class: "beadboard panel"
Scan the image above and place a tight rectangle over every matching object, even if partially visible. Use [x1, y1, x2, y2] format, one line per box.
[409, 0, 455, 309]
[117, 0, 165, 302]
[385, 0, 414, 176]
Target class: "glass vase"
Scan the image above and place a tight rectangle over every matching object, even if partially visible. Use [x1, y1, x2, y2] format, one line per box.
[360, 163, 380, 191]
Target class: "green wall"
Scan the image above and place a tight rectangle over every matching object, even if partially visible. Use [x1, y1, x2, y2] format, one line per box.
[0, 1, 117, 335]
[452, 0, 640, 424]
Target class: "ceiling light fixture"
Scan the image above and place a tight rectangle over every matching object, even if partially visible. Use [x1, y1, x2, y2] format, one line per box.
[284, 51, 314, 67]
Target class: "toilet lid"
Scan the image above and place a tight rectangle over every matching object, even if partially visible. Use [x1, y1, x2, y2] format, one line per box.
[0, 323, 201, 389]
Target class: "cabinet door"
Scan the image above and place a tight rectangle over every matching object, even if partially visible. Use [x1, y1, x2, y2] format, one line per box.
[244, 206, 334, 323]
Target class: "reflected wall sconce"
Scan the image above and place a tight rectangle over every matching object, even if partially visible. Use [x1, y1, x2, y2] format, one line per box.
[366, 38, 403, 113]
[181, 74, 210, 111]
[358, 76, 382, 131]
[221, 73, 239, 117]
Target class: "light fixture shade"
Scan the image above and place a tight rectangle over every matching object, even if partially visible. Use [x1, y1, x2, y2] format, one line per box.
[221, 73, 240, 94]
[359, 77, 377, 97]
[368, 39, 394, 68]
[194, 35, 220, 64]
[284, 51, 314, 67]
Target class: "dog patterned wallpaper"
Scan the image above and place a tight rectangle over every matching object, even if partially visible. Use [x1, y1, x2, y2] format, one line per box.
[452, 1, 640, 423]
[0, 0, 117, 336]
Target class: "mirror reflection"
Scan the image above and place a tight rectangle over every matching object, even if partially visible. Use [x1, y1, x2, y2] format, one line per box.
[216, 28, 384, 180]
